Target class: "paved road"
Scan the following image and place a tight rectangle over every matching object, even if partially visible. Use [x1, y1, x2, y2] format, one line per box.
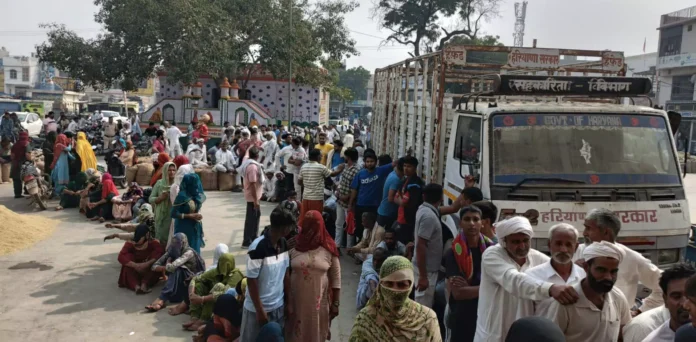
[0, 186, 360, 341]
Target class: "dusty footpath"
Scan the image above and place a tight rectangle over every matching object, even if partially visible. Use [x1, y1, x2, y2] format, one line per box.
[2, 176, 696, 341]
[0, 186, 360, 341]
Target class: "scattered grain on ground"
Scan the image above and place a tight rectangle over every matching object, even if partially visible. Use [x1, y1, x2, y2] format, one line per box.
[0, 205, 57, 256]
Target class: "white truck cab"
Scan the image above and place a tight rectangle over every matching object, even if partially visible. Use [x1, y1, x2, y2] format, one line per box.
[371, 46, 690, 267]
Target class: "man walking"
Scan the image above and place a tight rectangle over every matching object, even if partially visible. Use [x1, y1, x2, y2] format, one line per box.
[164, 121, 184, 157]
[240, 147, 264, 248]
[103, 116, 118, 151]
[335, 148, 360, 248]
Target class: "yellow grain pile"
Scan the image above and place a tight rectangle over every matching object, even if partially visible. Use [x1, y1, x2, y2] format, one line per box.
[0, 205, 57, 256]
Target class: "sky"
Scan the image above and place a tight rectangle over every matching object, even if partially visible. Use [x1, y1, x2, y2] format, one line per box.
[1, 0, 696, 73]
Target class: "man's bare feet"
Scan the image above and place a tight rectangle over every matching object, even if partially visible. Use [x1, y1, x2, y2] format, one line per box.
[182, 319, 198, 329]
[55, 206, 63, 211]
[145, 299, 165, 312]
[168, 301, 188, 316]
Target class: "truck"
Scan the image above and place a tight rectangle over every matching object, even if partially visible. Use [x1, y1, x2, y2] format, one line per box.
[371, 45, 689, 268]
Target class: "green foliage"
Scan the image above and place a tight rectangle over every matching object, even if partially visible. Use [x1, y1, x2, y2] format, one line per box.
[337, 66, 371, 101]
[373, 0, 502, 57]
[36, 0, 358, 91]
[446, 34, 504, 46]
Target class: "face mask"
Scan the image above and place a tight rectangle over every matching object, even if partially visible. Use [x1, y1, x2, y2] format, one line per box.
[379, 284, 410, 311]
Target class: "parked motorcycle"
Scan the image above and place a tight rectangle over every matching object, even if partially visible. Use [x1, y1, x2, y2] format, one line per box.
[20, 159, 51, 210]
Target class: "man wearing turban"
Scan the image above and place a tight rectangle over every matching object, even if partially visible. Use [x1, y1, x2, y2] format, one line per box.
[474, 216, 579, 342]
[539, 241, 631, 342]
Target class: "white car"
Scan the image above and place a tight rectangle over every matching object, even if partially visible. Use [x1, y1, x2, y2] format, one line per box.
[97, 110, 129, 124]
[15, 112, 43, 137]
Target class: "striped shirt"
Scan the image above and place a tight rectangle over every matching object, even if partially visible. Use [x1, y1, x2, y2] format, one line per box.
[244, 233, 289, 313]
[299, 161, 331, 201]
[337, 164, 361, 208]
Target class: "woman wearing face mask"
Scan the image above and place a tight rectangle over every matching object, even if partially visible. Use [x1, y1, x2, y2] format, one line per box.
[349, 255, 441, 342]
[442, 206, 496, 342]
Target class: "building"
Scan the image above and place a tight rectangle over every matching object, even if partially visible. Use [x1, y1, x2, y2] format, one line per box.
[656, 5, 696, 111]
[2, 55, 40, 96]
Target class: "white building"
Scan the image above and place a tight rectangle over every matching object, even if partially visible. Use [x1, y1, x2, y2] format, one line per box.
[656, 5, 696, 112]
[1, 55, 40, 96]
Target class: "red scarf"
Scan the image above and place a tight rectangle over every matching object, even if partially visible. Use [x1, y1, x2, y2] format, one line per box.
[294, 210, 339, 256]
[101, 173, 120, 199]
[50, 134, 71, 169]
[11, 131, 30, 166]
[150, 152, 171, 186]
[452, 233, 495, 281]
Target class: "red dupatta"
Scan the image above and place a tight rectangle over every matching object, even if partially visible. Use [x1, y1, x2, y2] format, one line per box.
[294, 210, 339, 257]
[50, 134, 71, 169]
[101, 173, 120, 199]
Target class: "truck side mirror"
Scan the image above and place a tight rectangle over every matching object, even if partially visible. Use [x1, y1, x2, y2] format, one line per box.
[667, 110, 682, 135]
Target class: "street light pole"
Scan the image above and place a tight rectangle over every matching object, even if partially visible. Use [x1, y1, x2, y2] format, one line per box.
[287, 0, 293, 126]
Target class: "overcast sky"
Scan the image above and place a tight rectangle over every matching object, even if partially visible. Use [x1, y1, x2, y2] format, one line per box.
[2, 0, 695, 73]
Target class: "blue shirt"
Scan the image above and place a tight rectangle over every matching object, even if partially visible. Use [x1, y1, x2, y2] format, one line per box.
[377, 171, 403, 218]
[350, 164, 394, 207]
[244, 233, 289, 312]
[331, 152, 344, 169]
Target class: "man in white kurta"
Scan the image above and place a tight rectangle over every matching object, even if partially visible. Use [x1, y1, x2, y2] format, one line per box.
[474, 216, 578, 342]
[164, 121, 184, 157]
[213, 141, 237, 173]
[526, 223, 586, 315]
[187, 139, 207, 167]
[540, 241, 632, 342]
[623, 306, 671, 342]
[640, 264, 696, 342]
[578, 208, 664, 314]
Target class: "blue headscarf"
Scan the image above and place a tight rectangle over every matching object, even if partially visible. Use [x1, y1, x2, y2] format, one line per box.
[173, 173, 206, 207]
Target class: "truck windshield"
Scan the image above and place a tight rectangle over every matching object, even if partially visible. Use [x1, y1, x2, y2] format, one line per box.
[491, 113, 681, 186]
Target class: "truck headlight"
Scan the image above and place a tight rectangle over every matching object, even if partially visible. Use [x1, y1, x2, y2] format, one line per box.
[658, 249, 680, 265]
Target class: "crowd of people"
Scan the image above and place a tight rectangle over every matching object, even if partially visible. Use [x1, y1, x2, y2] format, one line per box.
[6, 109, 696, 342]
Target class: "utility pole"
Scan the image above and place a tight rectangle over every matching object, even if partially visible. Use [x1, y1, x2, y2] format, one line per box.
[513, 2, 528, 47]
[287, 0, 293, 125]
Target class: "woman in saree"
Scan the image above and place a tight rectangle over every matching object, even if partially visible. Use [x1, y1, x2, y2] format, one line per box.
[80, 169, 100, 214]
[207, 243, 229, 271]
[349, 256, 441, 342]
[173, 155, 189, 169]
[87, 173, 120, 223]
[119, 140, 136, 167]
[56, 171, 88, 210]
[51, 134, 74, 197]
[287, 210, 341, 342]
[146, 233, 205, 312]
[112, 182, 143, 222]
[171, 173, 206, 254]
[176, 253, 244, 330]
[10, 131, 30, 198]
[150, 161, 176, 243]
[75, 131, 97, 171]
[150, 152, 171, 187]
[114, 224, 165, 293]
[152, 130, 167, 154]
[167, 163, 195, 246]
[104, 203, 155, 237]
[193, 294, 243, 342]
[41, 131, 57, 177]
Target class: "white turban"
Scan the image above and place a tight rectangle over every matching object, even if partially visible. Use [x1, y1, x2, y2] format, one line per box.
[495, 216, 533, 245]
[583, 241, 624, 263]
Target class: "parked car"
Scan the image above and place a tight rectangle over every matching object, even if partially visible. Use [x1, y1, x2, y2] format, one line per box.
[98, 110, 129, 124]
[16, 111, 42, 137]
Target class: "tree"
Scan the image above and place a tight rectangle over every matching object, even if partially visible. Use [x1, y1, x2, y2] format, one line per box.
[373, 0, 501, 57]
[337, 66, 371, 101]
[445, 34, 504, 47]
[36, 0, 358, 92]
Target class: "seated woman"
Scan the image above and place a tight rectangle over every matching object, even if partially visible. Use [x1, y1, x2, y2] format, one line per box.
[176, 253, 244, 331]
[56, 172, 88, 211]
[87, 173, 120, 223]
[80, 169, 100, 214]
[51, 134, 74, 198]
[208, 243, 229, 271]
[104, 203, 155, 239]
[112, 224, 164, 294]
[146, 233, 205, 312]
[192, 294, 243, 342]
[119, 140, 136, 167]
[113, 182, 143, 222]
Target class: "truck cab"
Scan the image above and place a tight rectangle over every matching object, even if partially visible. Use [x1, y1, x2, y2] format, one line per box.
[445, 98, 688, 267]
